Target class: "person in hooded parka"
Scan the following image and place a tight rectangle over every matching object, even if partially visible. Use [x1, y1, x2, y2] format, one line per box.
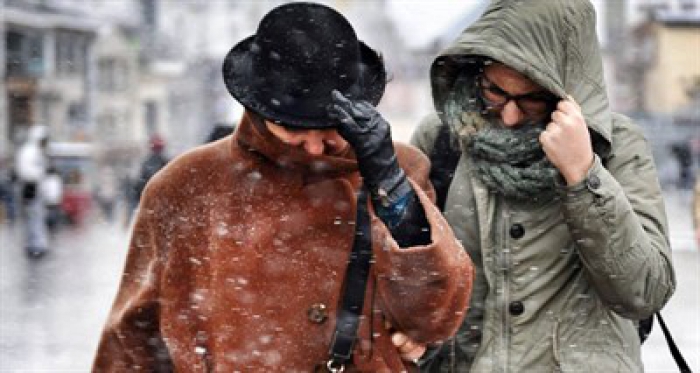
[409, 0, 676, 371]
[92, 2, 475, 372]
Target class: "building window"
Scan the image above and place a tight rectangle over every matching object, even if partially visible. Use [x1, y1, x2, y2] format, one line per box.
[141, 0, 157, 28]
[5, 28, 44, 78]
[67, 102, 87, 128]
[98, 111, 120, 142]
[56, 31, 89, 76]
[8, 94, 32, 128]
[680, 0, 696, 11]
[98, 58, 129, 92]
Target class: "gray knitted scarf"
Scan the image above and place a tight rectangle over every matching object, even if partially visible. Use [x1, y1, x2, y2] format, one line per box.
[444, 72, 558, 200]
[468, 126, 557, 200]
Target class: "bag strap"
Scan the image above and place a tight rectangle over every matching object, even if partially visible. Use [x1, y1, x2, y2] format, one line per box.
[326, 187, 373, 372]
[655, 312, 693, 372]
[428, 123, 461, 211]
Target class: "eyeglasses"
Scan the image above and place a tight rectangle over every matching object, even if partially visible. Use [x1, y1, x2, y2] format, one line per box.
[477, 74, 559, 117]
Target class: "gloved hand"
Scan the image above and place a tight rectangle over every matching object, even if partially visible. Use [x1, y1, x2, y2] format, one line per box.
[329, 90, 411, 207]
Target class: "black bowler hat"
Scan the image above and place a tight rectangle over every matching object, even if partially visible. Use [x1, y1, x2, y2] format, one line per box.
[222, 2, 386, 129]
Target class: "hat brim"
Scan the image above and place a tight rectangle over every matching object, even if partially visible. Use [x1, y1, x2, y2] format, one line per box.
[222, 36, 386, 129]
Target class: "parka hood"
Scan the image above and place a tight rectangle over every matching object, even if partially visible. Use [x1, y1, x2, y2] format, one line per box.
[431, 0, 611, 155]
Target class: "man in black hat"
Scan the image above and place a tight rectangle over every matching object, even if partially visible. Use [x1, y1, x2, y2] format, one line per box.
[93, 3, 474, 371]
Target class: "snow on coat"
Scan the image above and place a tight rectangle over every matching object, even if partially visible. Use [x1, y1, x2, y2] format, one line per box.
[93, 113, 475, 372]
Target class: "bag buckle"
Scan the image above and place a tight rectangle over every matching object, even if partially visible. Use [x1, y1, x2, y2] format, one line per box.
[326, 359, 345, 373]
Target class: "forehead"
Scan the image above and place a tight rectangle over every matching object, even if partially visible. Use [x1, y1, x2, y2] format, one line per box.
[483, 63, 543, 93]
[265, 120, 337, 136]
[266, 120, 300, 135]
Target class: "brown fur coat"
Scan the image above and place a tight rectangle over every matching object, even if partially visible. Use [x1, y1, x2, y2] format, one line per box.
[93, 113, 474, 372]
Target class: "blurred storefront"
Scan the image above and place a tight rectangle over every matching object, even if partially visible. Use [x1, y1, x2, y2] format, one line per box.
[2, 0, 98, 152]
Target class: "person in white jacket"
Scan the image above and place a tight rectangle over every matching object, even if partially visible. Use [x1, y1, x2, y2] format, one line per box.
[41, 164, 63, 231]
[15, 125, 50, 257]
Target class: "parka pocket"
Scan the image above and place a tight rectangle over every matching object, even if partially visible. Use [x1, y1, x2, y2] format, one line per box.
[552, 315, 642, 372]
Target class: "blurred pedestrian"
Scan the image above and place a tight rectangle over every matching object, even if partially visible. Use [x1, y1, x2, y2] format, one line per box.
[204, 123, 235, 144]
[670, 141, 693, 189]
[694, 177, 700, 248]
[93, 3, 473, 371]
[133, 134, 169, 204]
[409, 0, 675, 371]
[123, 134, 169, 227]
[0, 157, 17, 224]
[120, 175, 136, 229]
[40, 164, 63, 232]
[94, 166, 118, 222]
[15, 125, 50, 257]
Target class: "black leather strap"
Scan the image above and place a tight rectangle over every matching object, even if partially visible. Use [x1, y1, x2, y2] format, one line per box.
[428, 122, 461, 211]
[327, 187, 373, 371]
[655, 312, 692, 373]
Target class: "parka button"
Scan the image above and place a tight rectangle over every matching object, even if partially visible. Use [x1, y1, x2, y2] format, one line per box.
[509, 224, 524, 239]
[509, 301, 525, 316]
[307, 303, 328, 324]
[587, 175, 601, 190]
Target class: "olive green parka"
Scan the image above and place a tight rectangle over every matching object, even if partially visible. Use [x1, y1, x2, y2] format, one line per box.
[410, 0, 676, 371]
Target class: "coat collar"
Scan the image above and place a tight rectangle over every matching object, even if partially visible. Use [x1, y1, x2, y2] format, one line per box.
[234, 111, 359, 179]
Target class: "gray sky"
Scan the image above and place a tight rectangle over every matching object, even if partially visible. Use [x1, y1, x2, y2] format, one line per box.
[386, 0, 483, 48]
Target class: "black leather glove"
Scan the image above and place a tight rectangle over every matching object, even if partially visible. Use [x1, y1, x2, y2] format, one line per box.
[329, 90, 412, 207]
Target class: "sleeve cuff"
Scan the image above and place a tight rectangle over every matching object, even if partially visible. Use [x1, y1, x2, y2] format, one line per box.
[555, 155, 606, 200]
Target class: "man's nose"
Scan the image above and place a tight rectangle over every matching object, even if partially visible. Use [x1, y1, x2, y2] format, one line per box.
[303, 132, 326, 156]
[500, 100, 524, 127]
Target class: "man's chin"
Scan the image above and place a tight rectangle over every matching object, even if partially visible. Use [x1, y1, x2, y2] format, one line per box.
[489, 119, 546, 131]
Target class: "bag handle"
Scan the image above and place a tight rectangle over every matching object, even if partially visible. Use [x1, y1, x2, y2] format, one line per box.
[655, 312, 692, 372]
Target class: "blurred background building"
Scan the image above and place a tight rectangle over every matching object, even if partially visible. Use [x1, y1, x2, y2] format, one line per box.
[1, 0, 699, 186]
[1, 1, 699, 371]
[603, 0, 700, 186]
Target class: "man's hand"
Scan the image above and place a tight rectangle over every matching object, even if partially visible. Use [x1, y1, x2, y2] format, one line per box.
[539, 96, 594, 185]
[329, 90, 410, 203]
[329, 90, 392, 161]
[391, 331, 427, 364]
